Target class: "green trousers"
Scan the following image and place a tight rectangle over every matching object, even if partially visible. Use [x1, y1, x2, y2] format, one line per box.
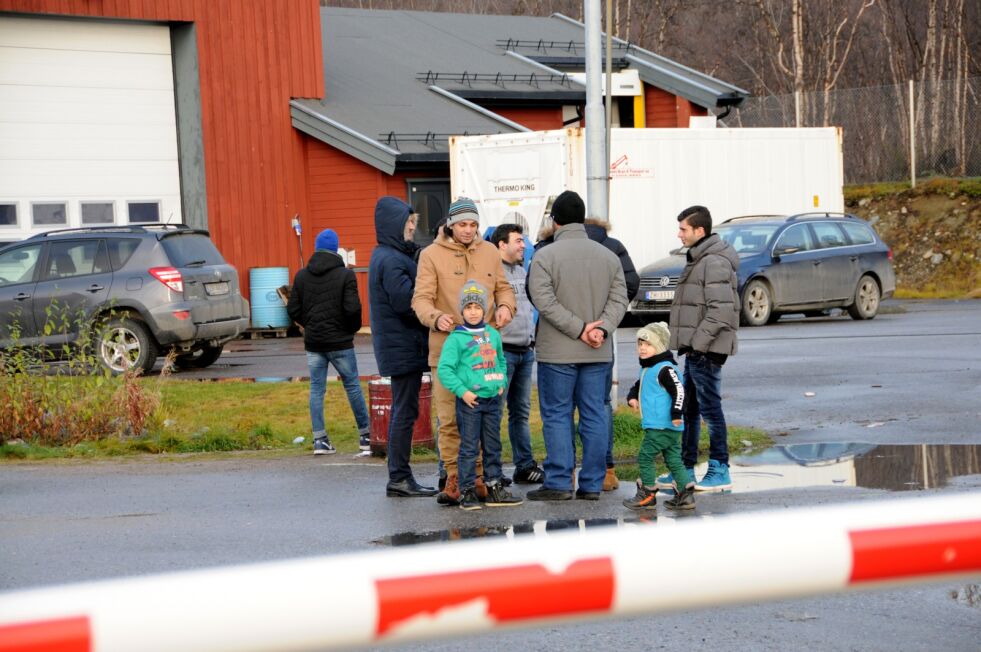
[638, 428, 690, 488]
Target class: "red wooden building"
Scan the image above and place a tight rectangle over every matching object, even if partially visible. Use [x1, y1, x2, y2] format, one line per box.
[0, 3, 747, 324]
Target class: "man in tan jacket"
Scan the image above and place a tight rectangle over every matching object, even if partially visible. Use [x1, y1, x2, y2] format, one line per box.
[412, 197, 517, 505]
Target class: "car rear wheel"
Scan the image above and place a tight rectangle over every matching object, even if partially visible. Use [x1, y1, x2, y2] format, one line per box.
[741, 279, 772, 327]
[847, 275, 881, 320]
[176, 344, 224, 369]
[97, 315, 158, 375]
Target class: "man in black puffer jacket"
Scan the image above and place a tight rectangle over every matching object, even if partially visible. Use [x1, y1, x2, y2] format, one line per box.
[584, 217, 640, 491]
[368, 197, 437, 498]
[287, 228, 370, 456]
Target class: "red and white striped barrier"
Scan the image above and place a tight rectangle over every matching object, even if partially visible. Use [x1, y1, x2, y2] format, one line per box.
[1, 493, 979, 652]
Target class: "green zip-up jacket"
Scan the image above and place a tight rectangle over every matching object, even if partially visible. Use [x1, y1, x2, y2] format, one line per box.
[436, 324, 507, 399]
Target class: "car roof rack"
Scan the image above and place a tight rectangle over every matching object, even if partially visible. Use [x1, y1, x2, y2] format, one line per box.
[26, 224, 203, 240]
[785, 211, 855, 222]
[721, 214, 788, 224]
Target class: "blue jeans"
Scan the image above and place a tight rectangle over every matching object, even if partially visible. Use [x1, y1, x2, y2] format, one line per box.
[306, 348, 370, 437]
[387, 372, 421, 482]
[681, 352, 729, 468]
[603, 358, 615, 468]
[503, 348, 535, 471]
[456, 394, 503, 491]
[538, 362, 608, 493]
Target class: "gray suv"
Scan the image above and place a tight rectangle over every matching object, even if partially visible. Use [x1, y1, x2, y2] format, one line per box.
[0, 225, 249, 374]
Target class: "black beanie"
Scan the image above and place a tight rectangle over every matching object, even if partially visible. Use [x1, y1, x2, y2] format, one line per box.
[549, 190, 585, 225]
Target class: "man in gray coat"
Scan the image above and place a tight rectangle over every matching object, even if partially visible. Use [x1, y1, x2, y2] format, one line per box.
[666, 205, 739, 496]
[527, 191, 629, 500]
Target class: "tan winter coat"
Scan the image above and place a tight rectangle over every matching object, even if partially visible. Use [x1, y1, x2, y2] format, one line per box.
[412, 232, 517, 366]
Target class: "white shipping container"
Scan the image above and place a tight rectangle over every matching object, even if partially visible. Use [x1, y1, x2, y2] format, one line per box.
[450, 127, 844, 272]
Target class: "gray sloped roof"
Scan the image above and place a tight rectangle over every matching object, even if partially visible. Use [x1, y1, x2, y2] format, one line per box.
[295, 8, 748, 173]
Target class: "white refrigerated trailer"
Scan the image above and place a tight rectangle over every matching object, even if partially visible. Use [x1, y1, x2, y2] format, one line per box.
[449, 126, 844, 273]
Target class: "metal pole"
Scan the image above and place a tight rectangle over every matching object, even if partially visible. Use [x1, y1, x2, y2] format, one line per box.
[603, 0, 618, 408]
[584, 0, 608, 221]
[909, 79, 916, 189]
[795, 90, 801, 128]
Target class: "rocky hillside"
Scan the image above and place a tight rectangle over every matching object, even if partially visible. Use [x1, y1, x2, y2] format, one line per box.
[845, 179, 980, 298]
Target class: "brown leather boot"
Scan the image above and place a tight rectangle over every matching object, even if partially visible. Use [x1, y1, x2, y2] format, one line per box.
[603, 467, 620, 491]
[474, 476, 488, 501]
[437, 474, 460, 505]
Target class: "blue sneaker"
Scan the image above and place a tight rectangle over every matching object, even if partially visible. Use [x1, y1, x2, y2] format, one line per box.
[695, 459, 731, 492]
[313, 437, 336, 455]
[656, 467, 695, 490]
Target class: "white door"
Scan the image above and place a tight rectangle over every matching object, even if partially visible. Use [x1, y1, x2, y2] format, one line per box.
[0, 16, 182, 241]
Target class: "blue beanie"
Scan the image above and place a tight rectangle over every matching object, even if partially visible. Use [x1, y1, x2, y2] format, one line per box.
[315, 228, 339, 252]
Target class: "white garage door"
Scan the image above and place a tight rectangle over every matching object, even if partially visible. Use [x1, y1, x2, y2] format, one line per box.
[0, 16, 182, 241]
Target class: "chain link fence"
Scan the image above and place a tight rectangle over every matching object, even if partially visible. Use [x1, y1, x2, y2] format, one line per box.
[727, 77, 981, 185]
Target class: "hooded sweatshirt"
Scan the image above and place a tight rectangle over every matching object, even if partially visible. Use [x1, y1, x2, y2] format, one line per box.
[368, 197, 429, 377]
[287, 249, 361, 352]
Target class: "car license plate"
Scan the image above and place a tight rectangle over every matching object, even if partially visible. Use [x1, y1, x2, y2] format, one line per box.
[645, 290, 673, 301]
[205, 281, 229, 296]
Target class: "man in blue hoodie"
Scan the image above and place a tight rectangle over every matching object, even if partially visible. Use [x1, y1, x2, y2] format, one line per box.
[287, 228, 371, 455]
[369, 197, 438, 498]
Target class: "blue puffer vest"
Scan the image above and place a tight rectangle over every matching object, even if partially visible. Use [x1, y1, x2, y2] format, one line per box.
[639, 360, 683, 431]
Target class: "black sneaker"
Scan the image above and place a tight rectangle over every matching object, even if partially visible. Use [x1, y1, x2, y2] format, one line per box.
[459, 487, 482, 511]
[513, 464, 545, 485]
[526, 487, 573, 501]
[623, 479, 657, 511]
[313, 438, 336, 455]
[575, 488, 601, 501]
[485, 480, 523, 507]
[358, 433, 370, 451]
[665, 486, 696, 511]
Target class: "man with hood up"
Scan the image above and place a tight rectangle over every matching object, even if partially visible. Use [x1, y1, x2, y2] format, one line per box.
[287, 228, 371, 456]
[368, 197, 438, 498]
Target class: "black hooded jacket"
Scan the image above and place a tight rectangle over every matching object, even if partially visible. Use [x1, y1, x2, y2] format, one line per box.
[368, 197, 429, 377]
[287, 250, 362, 352]
[585, 223, 641, 301]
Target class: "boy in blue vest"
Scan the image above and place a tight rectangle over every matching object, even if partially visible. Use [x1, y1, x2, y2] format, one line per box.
[437, 280, 523, 510]
[623, 322, 695, 511]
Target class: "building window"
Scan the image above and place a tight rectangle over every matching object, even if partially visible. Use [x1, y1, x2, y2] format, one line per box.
[32, 202, 68, 227]
[0, 203, 16, 227]
[128, 201, 160, 223]
[81, 202, 115, 225]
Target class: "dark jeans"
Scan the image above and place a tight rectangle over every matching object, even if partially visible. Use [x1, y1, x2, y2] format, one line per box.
[387, 372, 421, 483]
[681, 352, 729, 468]
[503, 348, 535, 471]
[456, 394, 503, 491]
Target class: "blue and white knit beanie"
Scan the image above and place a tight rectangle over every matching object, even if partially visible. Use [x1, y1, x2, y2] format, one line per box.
[446, 197, 480, 226]
[459, 279, 488, 313]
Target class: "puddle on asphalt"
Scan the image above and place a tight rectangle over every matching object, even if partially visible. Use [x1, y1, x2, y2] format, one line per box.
[729, 442, 981, 492]
[372, 516, 656, 547]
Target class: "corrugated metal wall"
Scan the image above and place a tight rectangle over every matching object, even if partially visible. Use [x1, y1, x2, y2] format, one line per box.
[493, 107, 564, 132]
[0, 0, 324, 299]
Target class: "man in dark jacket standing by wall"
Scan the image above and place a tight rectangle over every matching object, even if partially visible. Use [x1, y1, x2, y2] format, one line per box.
[584, 217, 640, 491]
[287, 228, 370, 455]
[368, 197, 438, 498]
[527, 191, 628, 501]
[667, 205, 739, 494]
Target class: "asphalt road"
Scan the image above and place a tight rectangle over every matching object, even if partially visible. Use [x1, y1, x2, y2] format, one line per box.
[2, 299, 980, 650]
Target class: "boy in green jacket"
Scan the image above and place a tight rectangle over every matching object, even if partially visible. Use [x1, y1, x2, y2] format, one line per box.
[437, 280, 523, 510]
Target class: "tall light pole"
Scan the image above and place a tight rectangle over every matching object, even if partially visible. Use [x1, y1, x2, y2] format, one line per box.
[584, 0, 608, 221]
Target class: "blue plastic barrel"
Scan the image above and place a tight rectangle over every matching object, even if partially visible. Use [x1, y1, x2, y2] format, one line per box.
[249, 267, 290, 329]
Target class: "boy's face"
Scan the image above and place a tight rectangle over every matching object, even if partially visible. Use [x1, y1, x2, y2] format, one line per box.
[637, 339, 658, 359]
[462, 302, 484, 325]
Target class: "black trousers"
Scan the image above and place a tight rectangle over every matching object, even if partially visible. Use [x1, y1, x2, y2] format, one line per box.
[387, 372, 422, 482]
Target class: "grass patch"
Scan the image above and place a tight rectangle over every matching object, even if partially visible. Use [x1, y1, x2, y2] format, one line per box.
[2, 380, 770, 463]
[845, 176, 981, 202]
